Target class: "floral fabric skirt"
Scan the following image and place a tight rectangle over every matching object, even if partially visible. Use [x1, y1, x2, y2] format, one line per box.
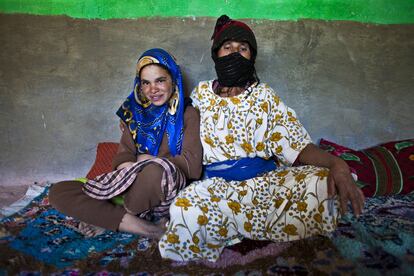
[159, 165, 340, 262]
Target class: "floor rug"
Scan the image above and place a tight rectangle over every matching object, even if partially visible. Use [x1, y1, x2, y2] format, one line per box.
[1, 184, 413, 275]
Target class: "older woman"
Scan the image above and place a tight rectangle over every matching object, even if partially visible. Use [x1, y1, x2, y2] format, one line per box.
[49, 48, 202, 239]
[159, 15, 364, 261]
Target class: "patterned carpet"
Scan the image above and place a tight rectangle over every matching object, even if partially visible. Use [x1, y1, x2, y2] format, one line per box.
[1, 184, 413, 275]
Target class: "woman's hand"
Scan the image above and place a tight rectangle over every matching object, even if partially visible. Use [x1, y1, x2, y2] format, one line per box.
[137, 154, 155, 162]
[327, 159, 365, 217]
[115, 155, 155, 170]
[116, 161, 135, 170]
[298, 143, 365, 217]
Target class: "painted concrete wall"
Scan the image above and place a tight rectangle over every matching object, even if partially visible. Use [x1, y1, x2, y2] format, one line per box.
[0, 14, 413, 186]
[1, 0, 414, 23]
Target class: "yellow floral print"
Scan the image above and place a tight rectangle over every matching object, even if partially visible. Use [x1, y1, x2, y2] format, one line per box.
[295, 173, 306, 182]
[318, 204, 325, 213]
[230, 97, 241, 105]
[283, 224, 298, 235]
[197, 215, 208, 225]
[158, 82, 338, 263]
[260, 102, 269, 113]
[175, 198, 192, 210]
[275, 114, 282, 122]
[189, 245, 201, 253]
[167, 233, 180, 244]
[297, 201, 308, 212]
[219, 100, 228, 107]
[204, 136, 215, 147]
[225, 135, 235, 144]
[270, 132, 282, 142]
[277, 170, 289, 177]
[218, 227, 228, 237]
[252, 197, 259, 206]
[227, 201, 241, 215]
[273, 95, 280, 105]
[207, 243, 221, 249]
[314, 213, 323, 223]
[211, 196, 221, 202]
[244, 221, 252, 232]
[315, 170, 329, 179]
[192, 235, 200, 244]
[256, 142, 265, 151]
[276, 145, 283, 154]
[241, 141, 254, 154]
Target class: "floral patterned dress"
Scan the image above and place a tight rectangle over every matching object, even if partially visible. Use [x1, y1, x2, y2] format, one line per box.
[159, 81, 340, 262]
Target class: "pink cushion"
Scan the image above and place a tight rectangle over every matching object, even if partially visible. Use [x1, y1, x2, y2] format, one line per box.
[319, 138, 414, 197]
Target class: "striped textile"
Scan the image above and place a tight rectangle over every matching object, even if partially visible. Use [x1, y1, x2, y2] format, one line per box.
[83, 158, 186, 218]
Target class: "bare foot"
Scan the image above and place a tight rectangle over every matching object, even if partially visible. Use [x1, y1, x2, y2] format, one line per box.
[118, 213, 168, 239]
[77, 221, 105, 238]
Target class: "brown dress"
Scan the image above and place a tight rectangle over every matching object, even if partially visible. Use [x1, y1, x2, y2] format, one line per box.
[49, 106, 202, 231]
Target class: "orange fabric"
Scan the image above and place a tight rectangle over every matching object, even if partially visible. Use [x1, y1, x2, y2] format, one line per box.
[86, 142, 119, 179]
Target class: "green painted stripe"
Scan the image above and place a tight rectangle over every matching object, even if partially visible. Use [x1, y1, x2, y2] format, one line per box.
[1, 0, 414, 24]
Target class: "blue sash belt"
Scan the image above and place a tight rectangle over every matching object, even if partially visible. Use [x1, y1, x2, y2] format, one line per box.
[204, 157, 277, 181]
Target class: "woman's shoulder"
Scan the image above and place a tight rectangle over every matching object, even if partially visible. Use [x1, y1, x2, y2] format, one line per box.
[196, 80, 214, 86]
[191, 80, 215, 102]
[255, 82, 275, 92]
[183, 105, 199, 118]
[250, 82, 288, 106]
[183, 105, 200, 126]
[252, 82, 281, 97]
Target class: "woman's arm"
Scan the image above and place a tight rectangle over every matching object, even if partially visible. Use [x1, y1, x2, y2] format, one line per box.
[297, 143, 365, 217]
[111, 124, 138, 170]
[167, 106, 203, 180]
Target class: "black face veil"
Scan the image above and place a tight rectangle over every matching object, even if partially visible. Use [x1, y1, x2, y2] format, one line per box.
[214, 52, 256, 87]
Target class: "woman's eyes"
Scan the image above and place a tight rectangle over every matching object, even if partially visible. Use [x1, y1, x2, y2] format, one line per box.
[141, 79, 165, 85]
[223, 44, 249, 52]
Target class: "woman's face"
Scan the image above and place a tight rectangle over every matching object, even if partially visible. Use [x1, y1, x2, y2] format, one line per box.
[217, 40, 251, 60]
[140, 64, 174, 106]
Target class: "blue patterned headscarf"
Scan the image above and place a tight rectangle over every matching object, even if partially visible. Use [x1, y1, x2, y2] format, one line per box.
[116, 48, 184, 156]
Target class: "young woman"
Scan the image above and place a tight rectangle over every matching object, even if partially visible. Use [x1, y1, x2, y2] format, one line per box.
[158, 16, 365, 261]
[49, 48, 202, 239]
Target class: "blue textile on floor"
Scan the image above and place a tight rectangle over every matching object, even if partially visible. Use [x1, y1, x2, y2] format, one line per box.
[9, 209, 135, 268]
[1, 186, 140, 268]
